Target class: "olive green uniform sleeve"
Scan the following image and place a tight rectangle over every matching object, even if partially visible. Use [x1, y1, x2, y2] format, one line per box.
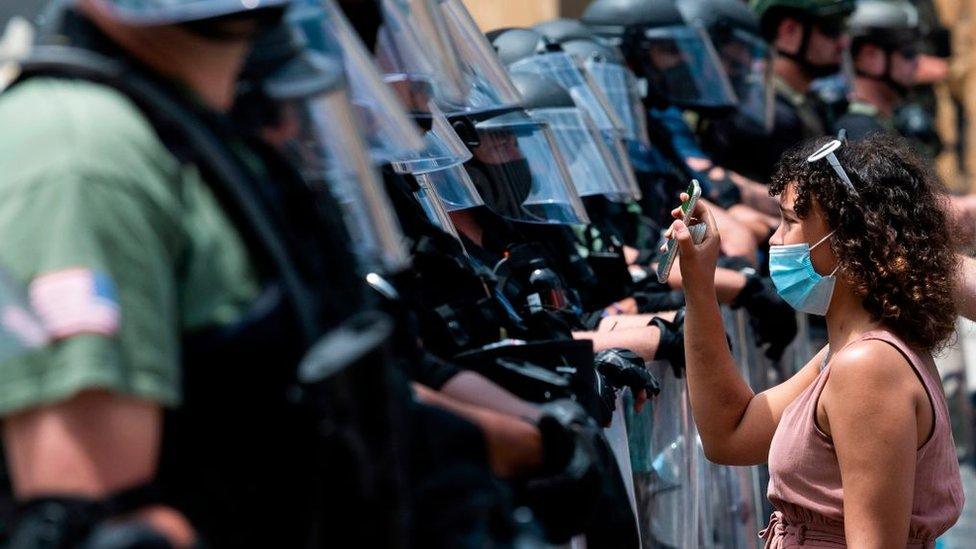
[0, 78, 189, 414]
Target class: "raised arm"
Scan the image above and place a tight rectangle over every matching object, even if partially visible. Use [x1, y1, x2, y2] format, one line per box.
[670, 199, 821, 465]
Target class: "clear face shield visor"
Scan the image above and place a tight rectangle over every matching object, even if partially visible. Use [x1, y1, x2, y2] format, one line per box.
[508, 52, 624, 136]
[434, 0, 524, 116]
[268, 57, 411, 274]
[601, 129, 643, 202]
[389, 102, 472, 174]
[415, 163, 484, 212]
[467, 111, 590, 225]
[287, 0, 426, 165]
[582, 58, 651, 146]
[712, 27, 774, 132]
[375, 0, 470, 112]
[412, 174, 462, 241]
[640, 25, 738, 111]
[526, 107, 634, 201]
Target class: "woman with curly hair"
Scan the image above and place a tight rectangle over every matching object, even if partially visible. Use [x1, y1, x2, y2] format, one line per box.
[668, 133, 964, 547]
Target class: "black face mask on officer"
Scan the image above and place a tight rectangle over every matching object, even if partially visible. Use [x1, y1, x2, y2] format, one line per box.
[465, 157, 534, 219]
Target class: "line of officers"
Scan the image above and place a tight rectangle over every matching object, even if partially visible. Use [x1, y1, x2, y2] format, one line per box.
[0, 0, 959, 548]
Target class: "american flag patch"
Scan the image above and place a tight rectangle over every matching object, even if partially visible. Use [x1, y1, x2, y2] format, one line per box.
[29, 268, 120, 339]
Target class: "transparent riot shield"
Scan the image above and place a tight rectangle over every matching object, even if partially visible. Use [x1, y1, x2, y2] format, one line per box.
[608, 392, 640, 530]
[937, 317, 976, 461]
[706, 307, 771, 548]
[626, 359, 698, 549]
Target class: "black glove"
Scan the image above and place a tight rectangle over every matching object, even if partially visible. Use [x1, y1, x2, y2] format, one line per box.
[528, 400, 604, 543]
[650, 310, 686, 377]
[594, 348, 660, 398]
[593, 372, 618, 427]
[731, 274, 798, 361]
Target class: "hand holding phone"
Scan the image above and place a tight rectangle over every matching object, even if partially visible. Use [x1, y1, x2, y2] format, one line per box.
[657, 180, 704, 284]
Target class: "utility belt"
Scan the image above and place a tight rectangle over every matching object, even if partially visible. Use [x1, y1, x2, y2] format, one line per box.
[493, 243, 582, 321]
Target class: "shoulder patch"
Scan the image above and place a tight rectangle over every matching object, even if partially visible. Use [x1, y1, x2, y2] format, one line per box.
[29, 268, 120, 339]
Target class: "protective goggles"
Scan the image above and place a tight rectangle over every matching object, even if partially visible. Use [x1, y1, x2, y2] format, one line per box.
[814, 15, 849, 39]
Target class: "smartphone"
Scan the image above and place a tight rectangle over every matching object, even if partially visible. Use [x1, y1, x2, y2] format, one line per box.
[656, 179, 703, 284]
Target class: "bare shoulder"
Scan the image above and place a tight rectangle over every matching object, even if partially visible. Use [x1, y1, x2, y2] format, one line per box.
[822, 339, 922, 421]
[827, 340, 917, 394]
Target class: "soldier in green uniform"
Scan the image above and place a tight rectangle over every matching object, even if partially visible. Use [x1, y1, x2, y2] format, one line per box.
[0, 0, 416, 546]
[706, 0, 854, 181]
[834, 1, 924, 142]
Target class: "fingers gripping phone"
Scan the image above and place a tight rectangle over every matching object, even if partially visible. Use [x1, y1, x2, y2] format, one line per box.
[657, 180, 705, 284]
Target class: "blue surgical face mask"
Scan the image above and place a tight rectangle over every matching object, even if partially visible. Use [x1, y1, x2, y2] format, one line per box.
[769, 231, 838, 316]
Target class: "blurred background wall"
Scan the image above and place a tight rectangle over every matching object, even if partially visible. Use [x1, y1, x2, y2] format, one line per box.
[462, 0, 589, 31]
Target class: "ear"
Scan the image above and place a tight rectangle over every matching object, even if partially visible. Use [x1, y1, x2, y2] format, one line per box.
[775, 16, 803, 54]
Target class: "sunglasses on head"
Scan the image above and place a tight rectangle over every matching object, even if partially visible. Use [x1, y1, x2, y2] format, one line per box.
[807, 134, 859, 197]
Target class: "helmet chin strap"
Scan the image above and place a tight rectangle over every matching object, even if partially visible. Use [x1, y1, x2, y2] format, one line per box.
[776, 18, 840, 80]
[855, 48, 910, 97]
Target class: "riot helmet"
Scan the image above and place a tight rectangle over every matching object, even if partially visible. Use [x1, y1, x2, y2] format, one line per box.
[847, 0, 920, 95]
[510, 71, 636, 202]
[559, 38, 651, 147]
[488, 28, 623, 137]
[678, 0, 774, 131]
[288, 0, 426, 166]
[89, 0, 291, 26]
[582, 0, 738, 114]
[533, 17, 598, 43]
[465, 109, 590, 225]
[750, 0, 856, 79]
[434, 0, 524, 117]
[248, 28, 411, 274]
[375, 0, 476, 115]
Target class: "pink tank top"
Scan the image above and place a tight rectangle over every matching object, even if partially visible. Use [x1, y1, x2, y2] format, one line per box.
[764, 330, 965, 548]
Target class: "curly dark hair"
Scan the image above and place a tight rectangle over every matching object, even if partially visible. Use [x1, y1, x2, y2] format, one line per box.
[769, 134, 957, 351]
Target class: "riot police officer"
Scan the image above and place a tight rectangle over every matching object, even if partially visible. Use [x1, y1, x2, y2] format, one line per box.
[706, 0, 855, 181]
[580, 0, 773, 258]
[834, 0, 923, 141]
